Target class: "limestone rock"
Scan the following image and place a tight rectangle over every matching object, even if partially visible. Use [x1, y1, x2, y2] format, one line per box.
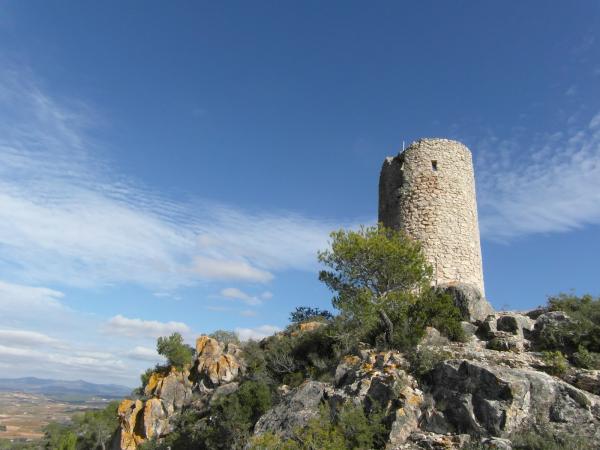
[386, 385, 424, 448]
[145, 369, 193, 414]
[422, 359, 600, 439]
[117, 399, 144, 450]
[195, 335, 242, 386]
[142, 398, 169, 440]
[437, 282, 494, 322]
[253, 381, 327, 438]
[563, 369, 600, 396]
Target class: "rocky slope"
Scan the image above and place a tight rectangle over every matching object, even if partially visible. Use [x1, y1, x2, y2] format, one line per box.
[113, 291, 600, 449]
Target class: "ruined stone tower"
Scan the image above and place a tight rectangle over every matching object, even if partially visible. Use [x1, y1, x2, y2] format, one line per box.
[379, 138, 485, 295]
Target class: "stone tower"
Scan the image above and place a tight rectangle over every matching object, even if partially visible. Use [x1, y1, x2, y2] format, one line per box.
[379, 138, 485, 295]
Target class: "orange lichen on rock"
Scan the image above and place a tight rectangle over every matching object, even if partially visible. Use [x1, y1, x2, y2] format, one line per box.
[118, 399, 144, 450]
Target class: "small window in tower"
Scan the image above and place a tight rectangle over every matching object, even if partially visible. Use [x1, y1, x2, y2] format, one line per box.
[432, 160, 438, 171]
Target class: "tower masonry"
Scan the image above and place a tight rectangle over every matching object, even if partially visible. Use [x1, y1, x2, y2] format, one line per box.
[379, 138, 485, 295]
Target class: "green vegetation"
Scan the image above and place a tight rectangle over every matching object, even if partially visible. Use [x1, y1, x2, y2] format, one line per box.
[541, 351, 569, 376]
[38, 401, 119, 450]
[289, 306, 334, 324]
[141, 379, 273, 450]
[536, 293, 600, 368]
[248, 403, 386, 450]
[0, 439, 40, 450]
[156, 332, 194, 370]
[318, 225, 464, 349]
[210, 329, 240, 345]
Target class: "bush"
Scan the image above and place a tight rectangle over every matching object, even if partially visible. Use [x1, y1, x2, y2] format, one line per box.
[210, 329, 240, 345]
[143, 380, 273, 450]
[545, 293, 600, 353]
[510, 426, 594, 450]
[407, 346, 452, 378]
[572, 345, 600, 369]
[156, 332, 194, 369]
[318, 225, 464, 351]
[290, 306, 334, 324]
[541, 350, 569, 376]
[248, 402, 387, 450]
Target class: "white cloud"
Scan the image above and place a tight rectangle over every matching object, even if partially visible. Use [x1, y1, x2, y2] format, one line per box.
[105, 315, 190, 339]
[0, 329, 62, 348]
[475, 109, 600, 240]
[220, 287, 265, 306]
[0, 66, 349, 290]
[127, 346, 162, 362]
[0, 343, 130, 381]
[195, 258, 273, 283]
[235, 325, 281, 341]
[260, 291, 273, 300]
[0, 280, 64, 314]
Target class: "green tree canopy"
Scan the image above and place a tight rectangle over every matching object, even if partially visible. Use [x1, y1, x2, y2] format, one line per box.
[318, 225, 462, 347]
[157, 332, 194, 369]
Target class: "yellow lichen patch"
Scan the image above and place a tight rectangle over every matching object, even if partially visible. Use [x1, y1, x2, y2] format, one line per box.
[399, 386, 423, 407]
[343, 355, 361, 366]
[361, 362, 374, 372]
[196, 335, 221, 357]
[299, 321, 325, 332]
[118, 399, 134, 416]
[119, 399, 144, 450]
[144, 372, 164, 397]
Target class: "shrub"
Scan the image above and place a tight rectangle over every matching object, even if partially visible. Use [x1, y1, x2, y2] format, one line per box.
[407, 346, 451, 378]
[572, 345, 600, 369]
[318, 225, 463, 350]
[248, 402, 387, 450]
[545, 293, 600, 353]
[210, 329, 240, 345]
[541, 350, 569, 376]
[156, 332, 194, 369]
[510, 426, 594, 450]
[290, 306, 334, 323]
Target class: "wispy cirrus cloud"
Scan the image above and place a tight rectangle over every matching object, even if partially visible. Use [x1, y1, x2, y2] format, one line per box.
[0, 66, 348, 290]
[0, 329, 62, 348]
[220, 287, 272, 306]
[475, 110, 600, 240]
[105, 315, 190, 339]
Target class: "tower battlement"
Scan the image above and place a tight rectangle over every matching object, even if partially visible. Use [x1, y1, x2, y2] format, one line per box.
[379, 138, 485, 295]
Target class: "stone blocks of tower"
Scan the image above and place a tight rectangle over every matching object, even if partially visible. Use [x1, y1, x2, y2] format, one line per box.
[379, 138, 485, 295]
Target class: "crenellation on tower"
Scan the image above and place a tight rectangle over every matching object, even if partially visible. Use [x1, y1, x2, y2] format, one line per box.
[378, 138, 485, 295]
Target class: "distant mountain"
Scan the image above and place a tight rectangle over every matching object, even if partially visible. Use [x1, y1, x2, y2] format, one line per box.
[0, 377, 132, 400]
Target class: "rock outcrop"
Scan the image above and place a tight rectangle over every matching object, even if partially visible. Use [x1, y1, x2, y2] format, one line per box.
[438, 282, 494, 322]
[115, 335, 244, 449]
[115, 313, 600, 450]
[195, 336, 243, 386]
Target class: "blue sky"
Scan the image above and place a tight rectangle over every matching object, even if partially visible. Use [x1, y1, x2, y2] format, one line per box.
[0, 1, 599, 386]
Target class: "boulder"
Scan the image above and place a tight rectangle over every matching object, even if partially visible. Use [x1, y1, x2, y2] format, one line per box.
[563, 369, 600, 396]
[437, 282, 494, 322]
[142, 398, 169, 440]
[387, 385, 424, 447]
[146, 369, 193, 414]
[195, 335, 242, 386]
[422, 359, 600, 439]
[253, 381, 327, 438]
[117, 399, 144, 450]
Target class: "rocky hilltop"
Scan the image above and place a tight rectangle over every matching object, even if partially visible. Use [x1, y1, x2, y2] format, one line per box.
[112, 287, 600, 450]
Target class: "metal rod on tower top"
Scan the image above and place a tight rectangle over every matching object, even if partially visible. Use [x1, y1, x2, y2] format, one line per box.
[402, 140, 405, 151]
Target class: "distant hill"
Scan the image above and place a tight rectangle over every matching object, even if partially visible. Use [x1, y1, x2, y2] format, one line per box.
[0, 377, 131, 400]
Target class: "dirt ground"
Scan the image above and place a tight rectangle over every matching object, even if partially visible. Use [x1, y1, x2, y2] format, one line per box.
[0, 391, 111, 441]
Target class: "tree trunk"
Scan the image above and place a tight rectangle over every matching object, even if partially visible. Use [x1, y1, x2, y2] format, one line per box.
[378, 309, 394, 347]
